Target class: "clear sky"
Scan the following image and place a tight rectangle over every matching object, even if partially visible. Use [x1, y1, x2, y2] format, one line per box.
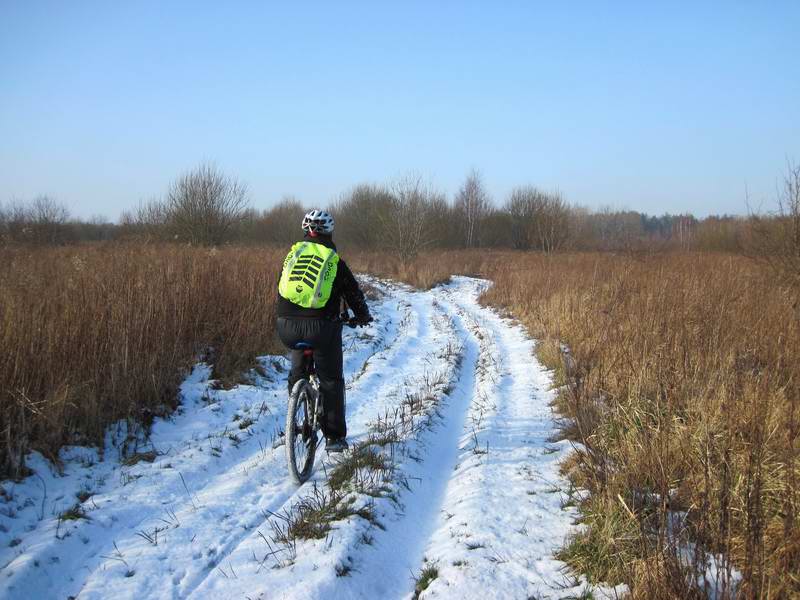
[1, 1, 798, 220]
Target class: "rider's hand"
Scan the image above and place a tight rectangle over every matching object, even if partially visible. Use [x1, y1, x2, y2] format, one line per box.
[353, 313, 373, 327]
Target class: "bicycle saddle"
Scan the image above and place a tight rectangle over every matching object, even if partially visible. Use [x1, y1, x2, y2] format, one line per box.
[292, 341, 314, 352]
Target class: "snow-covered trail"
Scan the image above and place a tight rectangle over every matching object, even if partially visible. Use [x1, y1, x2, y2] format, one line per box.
[0, 278, 610, 600]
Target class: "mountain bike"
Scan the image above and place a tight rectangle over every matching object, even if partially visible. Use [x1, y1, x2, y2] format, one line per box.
[285, 316, 362, 484]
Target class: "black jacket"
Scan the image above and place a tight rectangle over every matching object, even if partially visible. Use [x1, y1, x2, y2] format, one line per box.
[277, 234, 370, 320]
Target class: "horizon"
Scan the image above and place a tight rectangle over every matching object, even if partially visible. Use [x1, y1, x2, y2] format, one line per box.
[2, 2, 798, 220]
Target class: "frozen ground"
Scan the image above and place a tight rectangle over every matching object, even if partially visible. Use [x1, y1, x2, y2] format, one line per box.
[0, 277, 620, 600]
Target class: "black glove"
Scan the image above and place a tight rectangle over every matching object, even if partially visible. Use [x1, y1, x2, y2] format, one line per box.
[353, 313, 373, 327]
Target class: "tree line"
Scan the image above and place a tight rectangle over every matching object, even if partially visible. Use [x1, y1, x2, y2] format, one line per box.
[2, 162, 796, 257]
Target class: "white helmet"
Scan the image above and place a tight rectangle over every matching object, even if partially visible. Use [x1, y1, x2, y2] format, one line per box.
[301, 209, 334, 234]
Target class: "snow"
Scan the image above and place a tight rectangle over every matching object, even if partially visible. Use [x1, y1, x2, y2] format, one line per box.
[667, 511, 742, 599]
[0, 277, 617, 599]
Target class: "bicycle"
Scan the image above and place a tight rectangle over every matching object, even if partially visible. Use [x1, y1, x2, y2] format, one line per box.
[285, 316, 362, 484]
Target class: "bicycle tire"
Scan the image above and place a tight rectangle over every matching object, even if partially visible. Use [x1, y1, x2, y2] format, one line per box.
[286, 380, 318, 484]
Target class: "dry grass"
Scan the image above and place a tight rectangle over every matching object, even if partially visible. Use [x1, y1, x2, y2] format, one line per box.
[413, 563, 439, 599]
[360, 249, 799, 598]
[0, 243, 283, 478]
[347, 248, 494, 290]
[268, 483, 378, 543]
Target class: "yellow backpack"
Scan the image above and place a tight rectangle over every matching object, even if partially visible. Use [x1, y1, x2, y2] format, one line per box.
[278, 241, 339, 308]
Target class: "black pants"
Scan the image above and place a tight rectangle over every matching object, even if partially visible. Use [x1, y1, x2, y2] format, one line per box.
[276, 317, 346, 439]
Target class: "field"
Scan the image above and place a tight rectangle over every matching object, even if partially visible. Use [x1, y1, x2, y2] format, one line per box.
[1, 245, 798, 598]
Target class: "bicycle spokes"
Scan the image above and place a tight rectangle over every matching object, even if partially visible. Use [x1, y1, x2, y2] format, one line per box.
[286, 383, 319, 484]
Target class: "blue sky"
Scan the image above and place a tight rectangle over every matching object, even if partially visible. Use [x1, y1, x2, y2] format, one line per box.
[1, 1, 798, 219]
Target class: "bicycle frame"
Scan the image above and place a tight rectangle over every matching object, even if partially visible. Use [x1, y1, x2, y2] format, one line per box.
[301, 349, 323, 432]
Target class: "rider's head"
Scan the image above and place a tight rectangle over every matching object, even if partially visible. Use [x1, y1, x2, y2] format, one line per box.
[301, 210, 334, 237]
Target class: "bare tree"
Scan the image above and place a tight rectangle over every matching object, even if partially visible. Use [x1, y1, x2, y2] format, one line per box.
[382, 173, 441, 260]
[587, 207, 646, 251]
[71, 214, 116, 242]
[534, 191, 570, 253]
[749, 160, 800, 289]
[505, 186, 542, 250]
[481, 207, 514, 248]
[0, 196, 70, 244]
[2, 200, 30, 242]
[671, 214, 696, 251]
[454, 169, 490, 248]
[165, 163, 249, 245]
[256, 196, 307, 245]
[504, 186, 571, 252]
[567, 206, 594, 250]
[0, 202, 7, 244]
[119, 198, 170, 241]
[332, 184, 394, 249]
[30, 195, 68, 224]
[425, 192, 457, 249]
[30, 196, 70, 245]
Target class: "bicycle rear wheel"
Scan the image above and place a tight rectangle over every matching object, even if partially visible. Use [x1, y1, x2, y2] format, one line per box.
[286, 380, 318, 484]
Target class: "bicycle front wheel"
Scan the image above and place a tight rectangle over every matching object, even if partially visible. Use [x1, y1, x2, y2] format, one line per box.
[286, 380, 318, 484]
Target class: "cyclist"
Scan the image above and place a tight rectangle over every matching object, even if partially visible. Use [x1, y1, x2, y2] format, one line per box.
[276, 209, 372, 453]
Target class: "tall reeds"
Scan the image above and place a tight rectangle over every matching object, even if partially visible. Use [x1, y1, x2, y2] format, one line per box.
[0, 244, 282, 478]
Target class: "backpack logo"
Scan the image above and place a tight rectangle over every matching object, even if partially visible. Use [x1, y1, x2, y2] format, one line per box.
[288, 254, 325, 289]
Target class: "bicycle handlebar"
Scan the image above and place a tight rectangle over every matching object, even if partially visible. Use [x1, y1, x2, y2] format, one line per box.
[339, 312, 372, 328]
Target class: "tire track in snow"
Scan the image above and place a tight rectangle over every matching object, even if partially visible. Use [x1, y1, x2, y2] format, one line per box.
[146, 285, 431, 600]
[173, 288, 420, 599]
[187, 286, 455, 598]
[182, 284, 445, 599]
[300, 285, 482, 600]
[415, 277, 599, 599]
